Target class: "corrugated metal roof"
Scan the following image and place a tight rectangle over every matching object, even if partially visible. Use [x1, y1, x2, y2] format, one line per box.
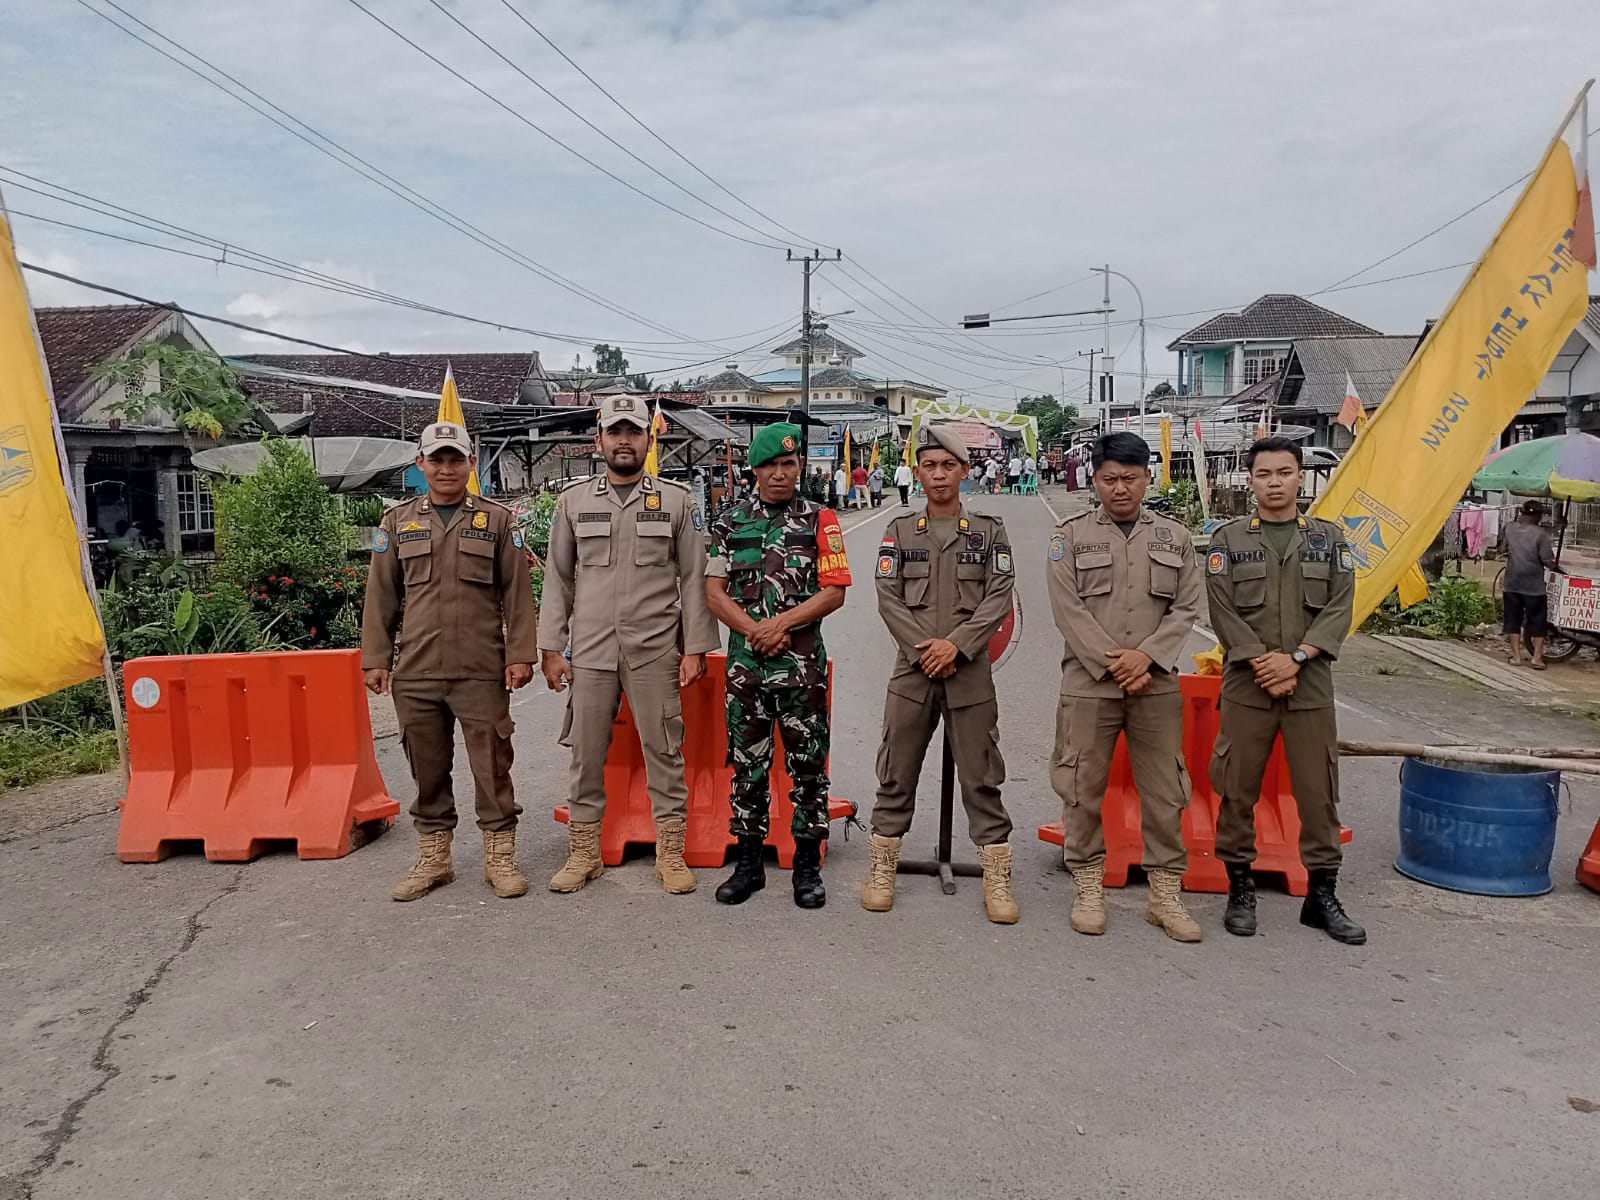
[1276, 335, 1421, 414]
[1166, 294, 1380, 350]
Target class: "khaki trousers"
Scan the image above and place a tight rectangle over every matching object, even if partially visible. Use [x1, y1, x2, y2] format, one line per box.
[1051, 691, 1190, 872]
[562, 651, 687, 823]
[871, 688, 1012, 847]
[1212, 700, 1343, 869]
[391, 677, 520, 834]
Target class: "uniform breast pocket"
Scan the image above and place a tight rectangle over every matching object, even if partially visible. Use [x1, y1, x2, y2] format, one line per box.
[955, 562, 987, 611]
[729, 565, 763, 602]
[1301, 561, 1331, 610]
[1232, 559, 1268, 609]
[575, 523, 612, 567]
[1147, 548, 1185, 598]
[901, 560, 932, 608]
[457, 537, 496, 586]
[398, 539, 432, 585]
[1074, 550, 1113, 597]
[634, 522, 672, 566]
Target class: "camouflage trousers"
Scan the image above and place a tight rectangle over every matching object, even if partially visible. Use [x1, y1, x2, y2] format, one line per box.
[725, 675, 831, 840]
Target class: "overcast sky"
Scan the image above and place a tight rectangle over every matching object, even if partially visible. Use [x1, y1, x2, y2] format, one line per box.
[3, 0, 1596, 406]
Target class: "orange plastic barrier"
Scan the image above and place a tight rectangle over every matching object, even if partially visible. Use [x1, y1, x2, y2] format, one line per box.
[1037, 673, 1353, 895]
[1579, 817, 1600, 894]
[554, 652, 854, 868]
[117, 650, 400, 862]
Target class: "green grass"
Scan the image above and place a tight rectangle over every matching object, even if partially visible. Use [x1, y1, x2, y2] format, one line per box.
[0, 725, 120, 791]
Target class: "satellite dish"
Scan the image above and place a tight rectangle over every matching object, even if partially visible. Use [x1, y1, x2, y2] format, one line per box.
[191, 437, 416, 492]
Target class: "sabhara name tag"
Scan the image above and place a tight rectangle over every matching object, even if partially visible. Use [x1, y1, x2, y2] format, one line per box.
[461, 528, 497, 542]
[637, 511, 672, 523]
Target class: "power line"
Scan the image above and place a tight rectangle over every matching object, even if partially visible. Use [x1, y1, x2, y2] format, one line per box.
[73, 0, 725, 349]
[343, 0, 784, 252]
[416, 0, 791, 252]
[3, 170, 797, 360]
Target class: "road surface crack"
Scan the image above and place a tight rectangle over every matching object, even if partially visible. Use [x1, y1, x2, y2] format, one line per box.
[2, 868, 244, 1200]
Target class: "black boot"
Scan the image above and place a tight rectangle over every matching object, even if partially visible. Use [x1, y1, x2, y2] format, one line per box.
[1223, 862, 1257, 937]
[791, 838, 827, 909]
[1300, 868, 1366, 945]
[715, 835, 766, 905]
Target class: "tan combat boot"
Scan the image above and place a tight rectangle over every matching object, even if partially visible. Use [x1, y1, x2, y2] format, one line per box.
[392, 830, 454, 902]
[978, 842, 1019, 924]
[549, 819, 605, 892]
[860, 833, 901, 912]
[1069, 860, 1107, 935]
[653, 817, 697, 894]
[1145, 867, 1202, 943]
[482, 828, 529, 898]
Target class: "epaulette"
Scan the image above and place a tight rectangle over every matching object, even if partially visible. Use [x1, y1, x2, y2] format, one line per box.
[654, 475, 691, 492]
[559, 477, 591, 492]
[471, 495, 512, 512]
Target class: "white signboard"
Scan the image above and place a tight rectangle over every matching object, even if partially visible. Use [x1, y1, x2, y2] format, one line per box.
[1547, 571, 1600, 632]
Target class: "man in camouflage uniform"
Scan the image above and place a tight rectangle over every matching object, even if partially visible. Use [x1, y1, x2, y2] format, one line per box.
[704, 422, 852, 909]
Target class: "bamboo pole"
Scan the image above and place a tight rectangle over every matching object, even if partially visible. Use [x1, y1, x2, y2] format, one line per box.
[1338, 740, 1600, 776]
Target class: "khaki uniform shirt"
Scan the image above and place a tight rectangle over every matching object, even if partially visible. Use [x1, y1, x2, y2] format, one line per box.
[1048, 507, 1202, 698]
[538, 473, 720, 670]
[874, 507, 1015, 708]
[361, 492, 539, 681]
[1204, 514, 1356, 710]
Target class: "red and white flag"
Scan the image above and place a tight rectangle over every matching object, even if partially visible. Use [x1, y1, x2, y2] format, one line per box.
[1336, 370, 1366, 431]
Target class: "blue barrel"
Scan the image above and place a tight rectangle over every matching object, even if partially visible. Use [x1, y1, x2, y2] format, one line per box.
[1395, 756, 1559, 896]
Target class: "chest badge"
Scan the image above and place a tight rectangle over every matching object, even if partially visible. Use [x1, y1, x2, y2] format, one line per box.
[472, 511, 489, 530]
[645, 493, 662, 511]
[1207, 548, 1227, 575]
[401, 520, 426, 532]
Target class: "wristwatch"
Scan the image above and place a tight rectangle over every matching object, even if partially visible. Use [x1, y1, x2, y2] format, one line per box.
[1290, 648, 1310, 665]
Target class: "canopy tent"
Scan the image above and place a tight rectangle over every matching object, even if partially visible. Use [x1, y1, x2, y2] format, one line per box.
[904, 398, 1039, 457]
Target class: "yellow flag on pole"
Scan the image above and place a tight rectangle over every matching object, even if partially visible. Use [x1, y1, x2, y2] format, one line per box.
[436, 364, 480, 494]
[1158, 417, 1172, 487]
[842, 424, 852, 472]
[1311, 85, 1595, 631]
[0, 189, 107, 706]
[869, 439, 880, 472]
[643, 400, 663, 476]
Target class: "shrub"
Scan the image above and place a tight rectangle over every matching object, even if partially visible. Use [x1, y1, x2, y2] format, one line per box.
[210, 440, 351, 587]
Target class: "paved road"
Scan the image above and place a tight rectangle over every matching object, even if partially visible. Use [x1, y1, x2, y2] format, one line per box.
[4, 490, 1600, 1200]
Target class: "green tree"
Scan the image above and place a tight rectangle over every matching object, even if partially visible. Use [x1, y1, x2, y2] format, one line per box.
[1147, 381, 1176, 402]
[210, 440, 351, 586]
[1016, 394, 1077, 445]
[592, 343, 629, 375]
[94, 341, 255, 440]
[628, 372, 652, 392]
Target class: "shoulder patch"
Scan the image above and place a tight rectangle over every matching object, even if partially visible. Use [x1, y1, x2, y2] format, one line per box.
[995, 548, 1013, 575]
[691, 503, 704, 531]
[1206, 548, 1227, 576]
[1048, 534, 1066, 561]
[372, 529, 390, 553]
[1337, 544, 1354, 572]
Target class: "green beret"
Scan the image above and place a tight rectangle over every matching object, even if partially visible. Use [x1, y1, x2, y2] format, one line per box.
[748, 422, 803, 467]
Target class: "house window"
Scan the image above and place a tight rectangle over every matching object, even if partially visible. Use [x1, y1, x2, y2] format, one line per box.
[177, 470, 214, 534]
[1189, 352, 1203, 396]
[1242, 347, 1287, 388]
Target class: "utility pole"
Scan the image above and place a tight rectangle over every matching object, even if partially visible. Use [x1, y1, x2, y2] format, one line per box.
[1091, 264, 1147, 438]
[1099, 263, 1111, 433]
[788, 248, 842, 452]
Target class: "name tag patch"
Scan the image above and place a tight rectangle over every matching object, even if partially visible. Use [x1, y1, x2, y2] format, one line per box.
[460, 528, 497, 542]
[576, 512, 612, 523]
[637, 511, 672, 523]
[900, 548, 929, 562]
[397, 530, 431, 544]
[957, 551, 985, 565]
[1075, 541, 1110, 555]
[1300, 549, 1331, 563]
[1230, 549, 1266, 563]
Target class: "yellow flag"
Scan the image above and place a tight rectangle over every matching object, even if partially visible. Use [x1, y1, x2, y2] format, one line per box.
[0, 192, 106, 706]
[1158, 417, 1172, 487]
[643, 400, 663, 476]
[842, 424, 852, 472]
[436, 364, 480, 494]
[869, 439, 880, 472]
[1311, 90, 1594, 630]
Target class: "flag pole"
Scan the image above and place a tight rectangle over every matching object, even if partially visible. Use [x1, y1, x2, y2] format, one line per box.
[3, 183, 128, 779]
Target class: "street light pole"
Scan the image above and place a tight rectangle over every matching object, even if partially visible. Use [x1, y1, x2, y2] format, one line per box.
[1091, 265, 1146, 437]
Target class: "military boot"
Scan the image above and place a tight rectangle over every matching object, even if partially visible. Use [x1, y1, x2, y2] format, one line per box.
[1300, 868, 1367, 945]
[978, 843, 1019, 924]
[860, 833, 901, 913]
[482, 829, 529, 898]
[392, 830, 454, 902]
[1223, 862, 1257, 937]
[1145, 867, 1202, 943]
[548, 819, 604, 893]
[715, 835, 767, 905]
[653, 817, 697, 895]
[792, 838, 827, 909]
[1068, 861, 1106, 935]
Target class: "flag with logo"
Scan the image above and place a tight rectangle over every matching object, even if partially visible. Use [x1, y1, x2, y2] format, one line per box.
[1311, 85, 1595, 630]
[0, 187, 106, 706]
[436, 364, 480, 494]
[1158, 417, 1172, 487]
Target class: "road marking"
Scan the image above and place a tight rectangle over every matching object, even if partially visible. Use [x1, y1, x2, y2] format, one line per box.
[839, 506, 897, 536]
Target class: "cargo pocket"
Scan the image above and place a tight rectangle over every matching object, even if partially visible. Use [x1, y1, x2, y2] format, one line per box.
[955, 562, 986, 613]
[902, 559, 931, 608]
[398, 539, 432, 585]
[662, 696, 685, 757]
[1148, 548, 1184, 599]
[1075, 550, 1113, 597]
[635, 521, 672, 566]
[1049, 701, 1079, 805]
[495, 715, 516, 775]
[1209, 734, 1232, 799]
[575, 522, 612, 567]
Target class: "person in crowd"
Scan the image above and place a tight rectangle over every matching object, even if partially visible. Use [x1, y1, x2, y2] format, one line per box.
[1499, 499, 1562, 669]
[868, 462, 885, 508]
[894, 458, 914, 506]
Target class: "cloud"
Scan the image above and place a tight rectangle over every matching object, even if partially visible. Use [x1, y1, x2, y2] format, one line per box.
[5, 0, 1596, 398]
